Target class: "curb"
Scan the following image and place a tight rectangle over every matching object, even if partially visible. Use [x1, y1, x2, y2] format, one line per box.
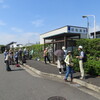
[20, 63, 100, 93]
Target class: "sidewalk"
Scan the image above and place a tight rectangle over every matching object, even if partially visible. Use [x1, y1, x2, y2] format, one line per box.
[22, 59, 100, 93]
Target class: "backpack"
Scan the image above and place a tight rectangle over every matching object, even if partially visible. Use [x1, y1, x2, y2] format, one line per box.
[82, 52, 87, 62]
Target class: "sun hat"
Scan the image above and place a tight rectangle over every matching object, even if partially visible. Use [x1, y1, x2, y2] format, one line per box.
[78, 45, 83, 49]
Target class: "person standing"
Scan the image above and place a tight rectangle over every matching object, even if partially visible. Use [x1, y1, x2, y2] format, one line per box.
[76, 46, 85, 79]
[9, 49, 14, 65]
[14, 50, 19, 65]
[64, 51, 73, 82]
[18, 48, 23, 61]
[29, 49, 34, 60]
[4, 50, 8, 61]
[62, 46, 67, 59]
[43, 48, 51, 64]
[54, 48, 65, 74]
[62, 46, 67, 72]
[4, 51, 11, 71]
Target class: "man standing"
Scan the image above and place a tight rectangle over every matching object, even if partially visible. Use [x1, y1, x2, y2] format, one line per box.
[76, 46, 85, 79]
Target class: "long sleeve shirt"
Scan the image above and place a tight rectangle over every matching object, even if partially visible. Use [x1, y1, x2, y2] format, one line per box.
[64, 55, 72, 66]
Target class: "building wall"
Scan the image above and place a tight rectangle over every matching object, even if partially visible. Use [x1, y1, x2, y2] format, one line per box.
[40, 26, 87, 44]
[40, 26, 68, 44]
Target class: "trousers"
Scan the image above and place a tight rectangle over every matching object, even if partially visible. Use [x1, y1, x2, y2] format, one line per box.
[79, 60, 84, 77]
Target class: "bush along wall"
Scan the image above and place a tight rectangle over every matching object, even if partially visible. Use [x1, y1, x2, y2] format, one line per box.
[73, 38, 100, 76]
[25, 44, 44, 60]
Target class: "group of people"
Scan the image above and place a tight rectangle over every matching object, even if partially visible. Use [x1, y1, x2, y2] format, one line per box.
[4, 48, 34, 71]
[43, 45, 85, 82]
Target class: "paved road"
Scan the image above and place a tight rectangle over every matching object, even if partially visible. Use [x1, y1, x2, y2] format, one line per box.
[0, 54, 99, 100]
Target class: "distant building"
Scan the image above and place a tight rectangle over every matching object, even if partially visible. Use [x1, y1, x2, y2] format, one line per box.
[5, 42, 23, 50]
[6, 42, 17, 50]
[91, 31, 100, 38]
[17, 44, 23, 48]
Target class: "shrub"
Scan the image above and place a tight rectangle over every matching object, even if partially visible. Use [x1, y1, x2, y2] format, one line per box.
[73, 38, 100, 76]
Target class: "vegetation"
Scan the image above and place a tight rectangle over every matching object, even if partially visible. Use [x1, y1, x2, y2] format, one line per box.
[16, 38, 100, 76]
[0, 45, 5, 53]
[73, 39, 100, 76]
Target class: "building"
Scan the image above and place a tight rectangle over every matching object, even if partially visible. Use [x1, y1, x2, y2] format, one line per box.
[5, 42, 23, 50]
[6, 42, 17, 50]
[91, 31, 100, 38]
[40, 25, 87, 63]
[40, 25, 87, 48]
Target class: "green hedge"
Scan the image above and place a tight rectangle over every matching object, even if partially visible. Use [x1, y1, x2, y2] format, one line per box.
[25, 39, 100, 76]
[25, 44, 44, 60]
[73, 38, 100, 76]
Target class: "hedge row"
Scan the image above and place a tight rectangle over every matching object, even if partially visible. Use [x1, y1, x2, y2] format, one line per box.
[24, 44, 44, 60]
[73, 38, 100, 76]
[24, 39, 100, 76]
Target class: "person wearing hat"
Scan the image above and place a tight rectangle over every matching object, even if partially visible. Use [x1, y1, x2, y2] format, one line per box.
[62, 46, 67, 58]
[76, 45, 85, 79]
[64, 51, 73, 82]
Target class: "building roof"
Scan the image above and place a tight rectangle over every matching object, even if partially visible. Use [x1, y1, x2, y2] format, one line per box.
[6, 42, 17, 46]
[40, 25, 87, 35]
[91, 31, 100, 35]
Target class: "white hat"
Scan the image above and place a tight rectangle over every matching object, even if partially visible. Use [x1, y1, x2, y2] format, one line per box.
[78, 45, 83, 49]
[62, 46, 65, 50]
[68, 51, 71, 53]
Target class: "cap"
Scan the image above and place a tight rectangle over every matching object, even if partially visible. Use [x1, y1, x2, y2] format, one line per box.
[68, 51, 71, 53]
[78, 45, 83, 49]
[62, 46, 65, 50]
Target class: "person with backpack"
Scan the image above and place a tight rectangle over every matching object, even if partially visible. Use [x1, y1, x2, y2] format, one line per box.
[76, 46, 85, 79]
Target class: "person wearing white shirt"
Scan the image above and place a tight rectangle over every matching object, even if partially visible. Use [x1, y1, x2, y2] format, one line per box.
[76, 46, 85, 79]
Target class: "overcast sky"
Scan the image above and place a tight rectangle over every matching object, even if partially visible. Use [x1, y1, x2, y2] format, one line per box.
[0, 0, 100, 45]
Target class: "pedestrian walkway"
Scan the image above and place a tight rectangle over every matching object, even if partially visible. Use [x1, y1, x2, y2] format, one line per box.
[25, 59, 100, 93]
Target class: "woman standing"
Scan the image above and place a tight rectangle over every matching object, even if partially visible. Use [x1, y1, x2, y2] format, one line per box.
[64, 51, 73, 82]
[43, 48, 51, 64]
[5, 51, 11, 71]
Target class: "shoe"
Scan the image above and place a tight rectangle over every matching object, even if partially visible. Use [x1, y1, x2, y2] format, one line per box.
[80, 77, 84, 79]
[64, 79, 68, 82]
[71, 78, 73, 82]
[59, 72, 62, 74]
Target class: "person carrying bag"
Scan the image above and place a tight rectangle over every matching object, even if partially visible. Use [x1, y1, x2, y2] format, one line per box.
[64, 51, 74, 82]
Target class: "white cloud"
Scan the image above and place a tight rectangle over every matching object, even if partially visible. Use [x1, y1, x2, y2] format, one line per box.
[32, 19, 44, 27]
[0, 32, 40, 45]
[0, 20, 6, 26]
[11, 27, 23, 33]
